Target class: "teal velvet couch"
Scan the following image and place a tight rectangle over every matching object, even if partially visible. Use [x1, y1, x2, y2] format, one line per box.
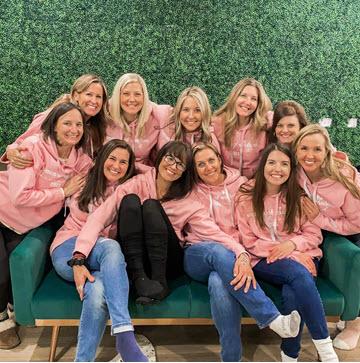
[10, 221, 360, 361]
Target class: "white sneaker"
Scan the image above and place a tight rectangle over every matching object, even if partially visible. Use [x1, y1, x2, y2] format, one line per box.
[313, 336, 339, 362]
[269, 311, 301, 338]
[281, 350, 298, 362]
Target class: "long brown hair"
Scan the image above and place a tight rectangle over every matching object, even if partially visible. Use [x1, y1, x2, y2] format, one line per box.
[239, 143, 303, 233]
[46, 74, 110, 158]
[214, 78, 272, 147]
[70, 74, 110, 157]
[78, 139, 136, 212]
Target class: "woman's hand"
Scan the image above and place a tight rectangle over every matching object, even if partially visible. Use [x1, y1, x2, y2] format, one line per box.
[302, 197, 320, 221]
[73, 265, 95, 300]
[296, 253, 317, 277]
[63, 174, 87, 197]
[230, 253, 257, 293]
[267, 240, 296, 263]
[7, 147, 33, 169]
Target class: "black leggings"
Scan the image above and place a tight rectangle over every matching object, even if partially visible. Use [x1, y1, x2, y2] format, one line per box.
[117, 194, 184, 281]
[0, 223, 24, 312]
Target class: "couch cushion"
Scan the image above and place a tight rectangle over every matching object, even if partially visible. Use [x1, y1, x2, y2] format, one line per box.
[32, 270, 192, 320]
[31, 270, 344, 321]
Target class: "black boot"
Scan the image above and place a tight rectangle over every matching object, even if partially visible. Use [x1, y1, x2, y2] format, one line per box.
[117, 195, 163, 301]
[143, 200, 170, 302]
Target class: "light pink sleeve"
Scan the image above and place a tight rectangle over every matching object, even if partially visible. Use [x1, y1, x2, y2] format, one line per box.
[235, 204, 265, 255]
[312, 193, 360, 235]
[188, 205, 247, 258]
[74, 176, 142, 256]
[288, 219, 323, 252]
[74, 189, 125, 256]
[8, 144, 64, 207]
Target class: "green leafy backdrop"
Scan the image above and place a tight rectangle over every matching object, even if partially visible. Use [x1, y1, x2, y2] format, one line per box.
[1, 0, 359, 163]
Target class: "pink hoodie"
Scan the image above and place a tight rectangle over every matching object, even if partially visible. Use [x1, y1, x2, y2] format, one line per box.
[235, 189, 323, 271]
[191, 166, 247, 240]
[75, 168, 246, 258]
[50, 184, 118, 254]
[0, 134, 92, 234]
[156, 108, 221, 152]
[212, 114, 270, 179]
[298, 166, 360, 235]
[106, 102, 170, 165]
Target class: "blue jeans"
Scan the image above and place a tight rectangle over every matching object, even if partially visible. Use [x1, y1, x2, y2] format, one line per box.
[184, 242, 281, 362]
[253, 258, 329, 358]
[208, 271, 242, 361]
[51, 236, 133, 362]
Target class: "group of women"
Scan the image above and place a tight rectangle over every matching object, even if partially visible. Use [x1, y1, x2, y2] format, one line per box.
[0, 72, 359, 362]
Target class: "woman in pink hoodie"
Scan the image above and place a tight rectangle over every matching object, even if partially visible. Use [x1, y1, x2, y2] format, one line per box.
[212, 78, 273, 178]
[50, 140, 150, 362]
[190, 142, 303, 361]
[4, 74, 110, 168]
[107, 73, 171, 166]
[293, 124, 360, 352]
[0, 102, 92, 349]
[156, 86, 220, 151]
[235, 143, 338, 362]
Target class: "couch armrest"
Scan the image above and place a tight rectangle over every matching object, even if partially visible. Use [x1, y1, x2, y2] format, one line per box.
[9, 222, 55, 325]
[321, 232, 360, 320]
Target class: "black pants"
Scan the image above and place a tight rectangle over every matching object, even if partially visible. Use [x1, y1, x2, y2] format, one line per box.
[117, 194, 184, 283]
[0, 223, 24, 312]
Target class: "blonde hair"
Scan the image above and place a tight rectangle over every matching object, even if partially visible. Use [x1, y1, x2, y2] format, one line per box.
[110, 73, 150, 138]
[293, 124, 360, 199]
[214, 78, 272, 147]
[169, 86, 212, 144]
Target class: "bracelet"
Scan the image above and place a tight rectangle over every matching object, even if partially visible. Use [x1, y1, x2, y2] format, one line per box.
[67, 257, 87, 268]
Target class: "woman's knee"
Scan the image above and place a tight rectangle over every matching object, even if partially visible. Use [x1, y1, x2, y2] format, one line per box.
[95, 238, 125, 264]
[120, 194, 141, 211]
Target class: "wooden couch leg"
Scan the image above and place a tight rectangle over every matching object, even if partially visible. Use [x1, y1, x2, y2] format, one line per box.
[49, 326, 60, 362]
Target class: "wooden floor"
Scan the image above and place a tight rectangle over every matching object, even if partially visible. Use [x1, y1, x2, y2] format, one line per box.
[1, 323, 359, 362]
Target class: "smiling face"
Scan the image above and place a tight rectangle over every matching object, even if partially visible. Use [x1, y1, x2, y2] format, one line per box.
[264, 150, 291, 194]
[103, 147, 130, 184]
[295, 133, 327, 181]
[157, 154, 185, 186]
[194, 148, 224, 186]
[235, 85, 258, 122]
[179, 96, 202, 133]
[120, 82, 144, 121]
[275, 115, 301, 146]
[54, 109, 84, 147]
[73, 82, 103, 118]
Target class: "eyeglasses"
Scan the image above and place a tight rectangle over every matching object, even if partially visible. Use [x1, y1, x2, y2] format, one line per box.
[164, 154, 186, 172]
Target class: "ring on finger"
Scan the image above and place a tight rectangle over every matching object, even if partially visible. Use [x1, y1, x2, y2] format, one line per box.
[76, 285, 83, 290]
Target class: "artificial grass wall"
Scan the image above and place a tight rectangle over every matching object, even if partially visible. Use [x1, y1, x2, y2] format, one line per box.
[1, 0, 359, 163]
